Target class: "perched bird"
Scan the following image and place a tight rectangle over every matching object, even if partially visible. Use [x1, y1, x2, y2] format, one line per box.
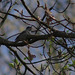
[15, 26, 32, 42]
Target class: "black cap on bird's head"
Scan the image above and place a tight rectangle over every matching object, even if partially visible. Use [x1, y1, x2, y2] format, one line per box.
[26, 26, 32, 31]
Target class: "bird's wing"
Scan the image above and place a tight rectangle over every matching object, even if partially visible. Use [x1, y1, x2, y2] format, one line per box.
[15, 31, 26, 42]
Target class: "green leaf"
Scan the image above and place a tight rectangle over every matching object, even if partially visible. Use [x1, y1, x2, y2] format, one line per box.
[66, 30, 69, 33]
[72, 60, 75, 65]
[13, 59, 19, 65]
[51, 36, 55, 41]
[24, 57, 27, 60]
[64, 65, 68, 70]
[9, 63, 14, 68]
[68, 64, 73, 67]
[24, 57, 29, 60]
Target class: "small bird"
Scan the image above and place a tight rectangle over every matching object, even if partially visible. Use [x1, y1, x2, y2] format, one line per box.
[15, 26, 32, 42]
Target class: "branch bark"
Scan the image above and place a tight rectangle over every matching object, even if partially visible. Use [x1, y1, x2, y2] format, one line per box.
[0, 32, 75, 47]
[6, 46, 36, 75]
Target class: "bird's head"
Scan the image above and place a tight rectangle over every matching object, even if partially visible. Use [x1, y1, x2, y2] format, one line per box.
[26, 26, 32, 31]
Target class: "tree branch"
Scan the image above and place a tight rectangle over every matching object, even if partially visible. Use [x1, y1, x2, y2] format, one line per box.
[0, 32, 75, 47]
[6, 46, 36, 75]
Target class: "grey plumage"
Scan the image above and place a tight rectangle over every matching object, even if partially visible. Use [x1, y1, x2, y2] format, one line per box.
[15, 27, 32, 42]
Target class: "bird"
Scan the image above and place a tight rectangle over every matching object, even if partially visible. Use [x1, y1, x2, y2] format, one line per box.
[15, 26, 32, 42]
